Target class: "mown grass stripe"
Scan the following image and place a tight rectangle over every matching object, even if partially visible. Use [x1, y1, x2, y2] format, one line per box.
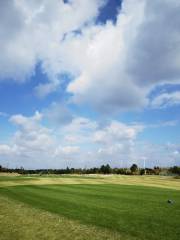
[0, 195, 124, 240]
[0, 183, 180, 240]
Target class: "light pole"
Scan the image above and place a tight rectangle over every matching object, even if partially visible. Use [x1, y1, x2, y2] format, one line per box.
[143, 157, 146, 175]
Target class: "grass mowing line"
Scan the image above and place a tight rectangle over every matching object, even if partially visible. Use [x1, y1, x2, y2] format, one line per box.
[0, 195, 124, 240]
[0, 183, 180, 240]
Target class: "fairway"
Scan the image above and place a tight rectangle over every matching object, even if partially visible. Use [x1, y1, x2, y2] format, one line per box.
[0, 175, 180, 240]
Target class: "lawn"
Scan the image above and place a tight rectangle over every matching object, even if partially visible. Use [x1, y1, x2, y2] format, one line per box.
[0, 175, 180, 240]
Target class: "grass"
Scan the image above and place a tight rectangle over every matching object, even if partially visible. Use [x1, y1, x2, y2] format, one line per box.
[0, 174, 180, 190]
[0, 195, 122, 240]
[0, 175, 180, 240]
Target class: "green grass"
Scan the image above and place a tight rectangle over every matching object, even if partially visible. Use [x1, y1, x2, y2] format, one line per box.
[0, 178, 180, 240]
[0, 195, 122, 240]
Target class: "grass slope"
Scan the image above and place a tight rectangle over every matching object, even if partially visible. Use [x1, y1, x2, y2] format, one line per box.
[0, 180, 180, 240]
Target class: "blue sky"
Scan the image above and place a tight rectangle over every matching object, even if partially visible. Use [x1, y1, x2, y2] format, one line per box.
[0, 0, 180, 169]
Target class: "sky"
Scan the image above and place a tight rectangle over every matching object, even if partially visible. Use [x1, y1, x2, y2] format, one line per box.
[0, 0, 180, 169]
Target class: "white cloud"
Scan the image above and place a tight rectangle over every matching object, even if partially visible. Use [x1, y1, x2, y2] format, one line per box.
[43, 102, 73, 126]
[66, 1, 148, 112]
[1, 0, 180, 111]
[0, 145, 14, 155]
[0, 111, 179, 168]
[66, 0, 180, 112]
[9, 111, 54, 153]
[0, 0, 105, 83]
[128, 0, 180, 87]
[54, 145, 80, 157]
[151, 91, 180, 108]
[0, 111, 56, 168]
[34, 81, 59, 98]
[10, 111, 42, 128]
[62, 117, 98, 145]
[94, 121, 143, 145]
[0, 112, 97, 168]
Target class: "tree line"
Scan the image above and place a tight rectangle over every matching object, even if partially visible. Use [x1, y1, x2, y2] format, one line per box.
[0, 164, 180, 175]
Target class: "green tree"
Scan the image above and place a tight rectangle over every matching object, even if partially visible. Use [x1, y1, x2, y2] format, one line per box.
[100, 164, 112, 174]
[140, 169, 145, 175]
[130, 164, 138, 174]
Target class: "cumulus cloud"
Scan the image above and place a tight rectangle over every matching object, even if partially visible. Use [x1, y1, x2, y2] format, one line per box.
[0, 112, 96, 168]
[10, 111, 42, 128]
[94, 121, 143, 144]
[1, 0, 180, 111]
[9, 111, 54, 153]
[54, 145, 80, 157]
[0, 0, 105, 83]
[66, 0, 180, 112]
[62, 117, 98, 145]
[43, 102, 73, 126]
[34, 81, 60, 98]
[66, 1, 148, 112]
[0, 111, 139, 168]
[92, 121, 143, 167]
[128, 0, 180, 87]
[151, 91, 180, 108]
[1, 111, 179, 168]
[0, 145, 14, 155]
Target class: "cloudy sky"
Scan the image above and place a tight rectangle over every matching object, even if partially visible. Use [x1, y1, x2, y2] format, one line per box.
[0, 0, 180, 169]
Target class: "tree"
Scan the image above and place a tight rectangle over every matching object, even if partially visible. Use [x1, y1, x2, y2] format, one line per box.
[169, 166, 180, 175]
[130, 164, 138, 174]
[140, 169, 145, 175]
[100, 164, 112, 174]
[154, 166, 161, 175]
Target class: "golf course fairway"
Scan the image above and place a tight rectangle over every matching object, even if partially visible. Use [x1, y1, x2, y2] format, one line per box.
[0, 175, 180, 240]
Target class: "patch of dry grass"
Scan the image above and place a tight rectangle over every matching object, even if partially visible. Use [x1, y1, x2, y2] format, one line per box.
[0, 172, 20, 176]
[0, 174, 180, 190]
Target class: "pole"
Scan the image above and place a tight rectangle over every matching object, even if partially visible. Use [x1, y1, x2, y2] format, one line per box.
[143, 157, 146, 175]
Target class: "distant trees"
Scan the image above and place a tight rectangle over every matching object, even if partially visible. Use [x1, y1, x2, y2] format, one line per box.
[130, 164, 138, 174]
[140, 169, 145, 175]
[153, 166, 161, 175]
[0, 163, 179, 176]
[100, 164, 112, 174]
[114, 168, 129, 175]
[169, 166, 180, 175]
